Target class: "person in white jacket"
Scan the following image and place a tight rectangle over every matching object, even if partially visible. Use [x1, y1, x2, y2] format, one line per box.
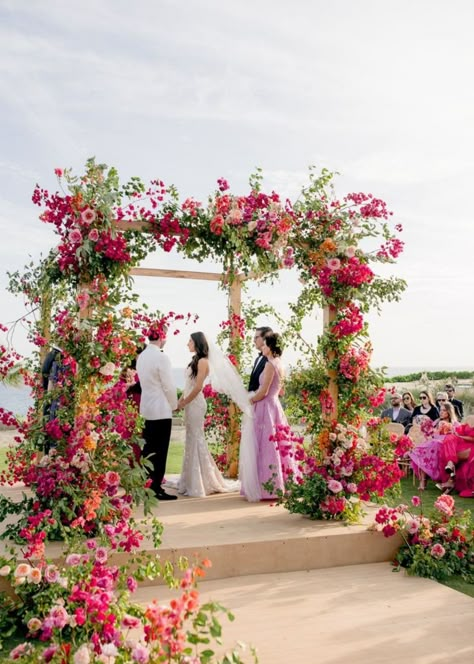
[136, 329, 178, 500]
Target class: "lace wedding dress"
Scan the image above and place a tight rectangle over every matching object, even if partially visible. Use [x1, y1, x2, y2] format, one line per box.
[173, 370, 239, 497]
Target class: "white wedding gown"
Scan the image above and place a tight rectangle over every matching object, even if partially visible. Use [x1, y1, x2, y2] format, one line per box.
[171, 371, 240, 497]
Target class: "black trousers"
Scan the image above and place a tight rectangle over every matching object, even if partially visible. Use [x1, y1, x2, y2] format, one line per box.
[142, 418, 172, 492]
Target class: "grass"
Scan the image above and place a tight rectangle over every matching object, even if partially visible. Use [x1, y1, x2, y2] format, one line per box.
[165, 440, 184, 474]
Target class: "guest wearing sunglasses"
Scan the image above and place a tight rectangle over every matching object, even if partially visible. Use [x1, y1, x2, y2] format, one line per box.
[402, 391, 416, 413]
[411, 390, 439, 425]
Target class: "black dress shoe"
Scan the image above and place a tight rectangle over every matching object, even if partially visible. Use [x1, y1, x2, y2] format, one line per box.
[156, 490, 178, 501]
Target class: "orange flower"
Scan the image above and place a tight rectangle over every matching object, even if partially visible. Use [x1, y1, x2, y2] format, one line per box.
[317, 429, 330, 451]
[320, 238, 337, 253]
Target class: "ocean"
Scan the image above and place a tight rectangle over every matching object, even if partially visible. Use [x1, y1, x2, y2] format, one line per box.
[1, 366, 471, 417]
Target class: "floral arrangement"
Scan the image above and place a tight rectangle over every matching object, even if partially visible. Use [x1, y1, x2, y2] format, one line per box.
[374, 495, 474, 582]
[0, 521, 254, 662]
[265, 422, 404, 522]
[180, 171, 296, 278]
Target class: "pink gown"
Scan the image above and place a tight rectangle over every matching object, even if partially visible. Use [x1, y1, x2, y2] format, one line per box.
[439, 423, 474, 496]
[254, 358, 295, 499]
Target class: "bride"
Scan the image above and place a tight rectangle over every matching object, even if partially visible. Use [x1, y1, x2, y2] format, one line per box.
[171, 331, 260, 500]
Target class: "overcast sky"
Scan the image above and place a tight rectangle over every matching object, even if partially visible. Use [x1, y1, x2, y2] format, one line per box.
[1, 0, 474, 372]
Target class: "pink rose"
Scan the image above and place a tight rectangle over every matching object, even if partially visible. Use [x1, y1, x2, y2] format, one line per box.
[81, 208, 97, 225]
[327, 479, 343, 493]
[430, 543, 446, 559]
[345, 245, 357, 258]
[69, 229, 82, 244]
[88, 228, 99, 242]
[327, 257, 341, 271]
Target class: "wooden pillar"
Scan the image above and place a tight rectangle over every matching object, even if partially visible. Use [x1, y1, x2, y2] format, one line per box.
[323, 305, 338, 421]
[39, 291, 52, 367]
[226, 276, 243, 478]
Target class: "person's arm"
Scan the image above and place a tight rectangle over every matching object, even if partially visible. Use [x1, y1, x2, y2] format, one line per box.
[159, 354, 178, 411]
[250, 363, 275, 404]
[177, 358, 209, 408]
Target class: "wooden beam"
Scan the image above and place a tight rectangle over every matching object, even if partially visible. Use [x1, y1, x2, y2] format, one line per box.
[130, 268, 223, 281]
[115, 220, 153, 232]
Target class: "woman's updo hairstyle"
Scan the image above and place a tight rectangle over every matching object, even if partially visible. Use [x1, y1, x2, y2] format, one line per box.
[264, 332, 283, 357]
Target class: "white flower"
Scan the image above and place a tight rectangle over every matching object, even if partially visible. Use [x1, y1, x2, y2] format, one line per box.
[0, 565, 11, 576]
[99, 362, 117, 377]
[73, 644, 91, 664]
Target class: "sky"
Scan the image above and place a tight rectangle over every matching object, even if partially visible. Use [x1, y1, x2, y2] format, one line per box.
[1, 0, 474, 373]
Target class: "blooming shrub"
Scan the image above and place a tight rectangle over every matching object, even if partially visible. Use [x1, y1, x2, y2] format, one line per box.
[374, 495, 474, 582]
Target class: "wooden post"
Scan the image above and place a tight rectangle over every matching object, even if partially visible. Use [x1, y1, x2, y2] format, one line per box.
[323, 305, 338, 421]
[226, 276, 243, 478]
[39, 291, 52, 367]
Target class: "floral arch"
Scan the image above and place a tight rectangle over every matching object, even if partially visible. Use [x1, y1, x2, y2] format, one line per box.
[1, 158, 407, 538]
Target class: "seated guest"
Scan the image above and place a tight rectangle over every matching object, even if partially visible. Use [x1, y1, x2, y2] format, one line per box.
[410, 401, 458, 490]
[445, 383, 464, 421]
[402, 391, 416, 413]
[381, 392, 412, 428]
[438, 417, 474, 496]
[411, 389, 439, 424]
[435, 391, 449, 411]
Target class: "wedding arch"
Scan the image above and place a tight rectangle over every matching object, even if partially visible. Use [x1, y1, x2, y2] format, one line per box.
[1, 158, 407, 541]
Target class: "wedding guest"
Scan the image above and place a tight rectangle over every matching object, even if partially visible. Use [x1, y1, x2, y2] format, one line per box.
[410, 401, 458, 490]
[248, 326, 273, 393]
[411, 390, 439, 424]
[435, 391, 449, 411]
[402, 391, 416, 413]
[445, 383, 464, 421]
[136, 327, 178, 501]
[438, 416, 474, 496]
[249, 332, 296, 499]
[381, 393, 412, 428]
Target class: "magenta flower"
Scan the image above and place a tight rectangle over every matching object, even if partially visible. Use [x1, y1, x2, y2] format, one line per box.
[95, 546, 108, 563]
[411, 496, 421, 507]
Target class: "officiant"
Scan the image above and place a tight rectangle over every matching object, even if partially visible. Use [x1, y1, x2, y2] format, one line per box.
[248, 326, 273, 392]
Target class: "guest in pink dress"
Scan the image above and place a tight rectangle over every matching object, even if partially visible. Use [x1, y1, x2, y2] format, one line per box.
[409, 401, 457, 490]
[438, 417, 474, 497]
[249, 332, 295, 500]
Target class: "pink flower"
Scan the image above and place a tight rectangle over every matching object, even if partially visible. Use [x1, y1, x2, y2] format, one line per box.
[95, 546, 108, 563]
[81, 208, 97, 225]
[131, 644, 150, 663]
[54, 168, 63, 177]
[49, 604, 69, 628]
[88, 228, 99, 242]
[122, 614, 142, 628]
[105, 471, 120, 486]
[327, 479, 343, 493]
[346, 482, 357, 493]
[327, 257, 341, 271]
[127, 576, 138, 593]
[411, 496, 421, 507]
[430, 543, 446, 559]
[406, 519, 420, 535]
[66, 553, 82, 566]
[69, 229, 82, 244]
[45, 565, 59, 583]
[14, 563, 32, 578]
[345, 245, 357, 258]
[434, 494, 455, 517]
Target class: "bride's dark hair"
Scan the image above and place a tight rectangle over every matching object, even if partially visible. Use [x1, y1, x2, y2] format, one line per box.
[188, 331, 209, 378]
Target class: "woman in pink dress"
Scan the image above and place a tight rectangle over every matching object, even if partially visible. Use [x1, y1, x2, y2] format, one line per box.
[249, 332, 295, 500]
[438, 417, 474, 496]
[409, 401, 457, 490]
